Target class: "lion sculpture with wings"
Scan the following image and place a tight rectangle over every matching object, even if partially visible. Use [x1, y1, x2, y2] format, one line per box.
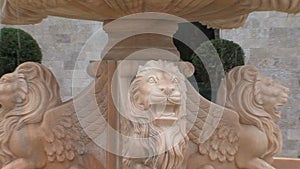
[122, 60, 192, 169]
[187, 65, 290, 169]
[0, 60, 290, 169]
[0, 62, 106, 169]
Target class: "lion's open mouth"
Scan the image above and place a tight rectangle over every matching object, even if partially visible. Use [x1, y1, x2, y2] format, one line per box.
[150, 102, 180, 126]
[279, 96, 289, 105]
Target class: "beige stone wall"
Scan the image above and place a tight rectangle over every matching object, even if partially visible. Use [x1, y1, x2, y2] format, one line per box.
[2, 17, 105, 100]
[221, 12, 300, 158]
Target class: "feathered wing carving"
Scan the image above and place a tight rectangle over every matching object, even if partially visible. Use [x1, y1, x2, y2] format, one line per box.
[72, 64, 109, 141]
[41, 101, 89, 162]
[186, 81, 241, 163]
[41, 62, 108, 164]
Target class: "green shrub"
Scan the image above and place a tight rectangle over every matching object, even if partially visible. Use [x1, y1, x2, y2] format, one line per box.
[0, 27, 42, 77]
[191, 39, 245, 101]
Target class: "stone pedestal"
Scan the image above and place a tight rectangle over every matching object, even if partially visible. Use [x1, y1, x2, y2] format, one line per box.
[102, 16, 181, 61]
[273, 158, 300, 169]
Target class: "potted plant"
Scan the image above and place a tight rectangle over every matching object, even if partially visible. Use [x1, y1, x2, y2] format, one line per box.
[0, 27, 42, 77]
[190, 39, 245, 101]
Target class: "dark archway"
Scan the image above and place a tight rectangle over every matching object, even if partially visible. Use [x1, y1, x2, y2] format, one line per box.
[173, 22, 216, 62]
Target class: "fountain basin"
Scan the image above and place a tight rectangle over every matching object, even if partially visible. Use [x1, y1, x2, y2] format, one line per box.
[2, 0, 300, 28]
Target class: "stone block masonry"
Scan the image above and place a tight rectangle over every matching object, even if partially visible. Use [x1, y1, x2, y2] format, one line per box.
[2, 17, 104, 101]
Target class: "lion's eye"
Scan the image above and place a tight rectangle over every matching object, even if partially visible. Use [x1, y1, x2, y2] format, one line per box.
[0, 77, 7, 83]
[148, 76, 157, 84]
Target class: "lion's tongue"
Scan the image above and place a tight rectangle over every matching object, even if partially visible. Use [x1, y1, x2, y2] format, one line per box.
[151, 104, 179, 126]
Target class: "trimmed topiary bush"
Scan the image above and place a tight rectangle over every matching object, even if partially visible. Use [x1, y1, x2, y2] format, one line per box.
[0, 27, 42, 77]
[191, 39, 245, 101]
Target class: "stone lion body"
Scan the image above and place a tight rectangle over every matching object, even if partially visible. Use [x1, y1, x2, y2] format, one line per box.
[218, 66, 289, 167]
[123, 60, 189, 169]
[187, 65, 289, 169]
[0, 62, 62, 168]
[0, 62, 104, 169]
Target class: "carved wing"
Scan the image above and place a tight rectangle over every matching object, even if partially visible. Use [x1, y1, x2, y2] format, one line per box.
[41, 101, 85, 162]
[186, 82, 241, 162]
[41, 63, 109, 163]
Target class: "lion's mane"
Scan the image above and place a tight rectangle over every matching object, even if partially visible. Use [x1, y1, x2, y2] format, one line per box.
[217, 65, 282, 159]
[0, 62, 62, 165]
[124, 60, 188, 169]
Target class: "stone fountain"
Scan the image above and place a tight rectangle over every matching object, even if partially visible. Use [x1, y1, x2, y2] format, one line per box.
[0, 0, 300, 169]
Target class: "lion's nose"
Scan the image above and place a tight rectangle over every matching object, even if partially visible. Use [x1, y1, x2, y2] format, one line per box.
[159, 85, 175, 95]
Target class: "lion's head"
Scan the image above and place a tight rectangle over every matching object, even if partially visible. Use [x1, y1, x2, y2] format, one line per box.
[128, 60, 188, 126]
[0, 62, 62, 165]
[217, 65, 290, 124]
[124, 60, 190, 168]
[217, 65, 289, 158]
[0, 62, 62, 124]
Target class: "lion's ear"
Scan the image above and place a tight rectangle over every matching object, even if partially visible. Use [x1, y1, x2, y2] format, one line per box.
[17, 76, 29, 102]
[253, 80, 264, 105]
[254, 88, 263, 105]
[177, 62, 195, 78]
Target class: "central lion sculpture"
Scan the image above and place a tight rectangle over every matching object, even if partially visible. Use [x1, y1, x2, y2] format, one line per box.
[122, 60, 190, 169]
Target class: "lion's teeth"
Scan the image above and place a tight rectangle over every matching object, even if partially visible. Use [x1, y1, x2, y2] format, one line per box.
[162, 112, 176, 116]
